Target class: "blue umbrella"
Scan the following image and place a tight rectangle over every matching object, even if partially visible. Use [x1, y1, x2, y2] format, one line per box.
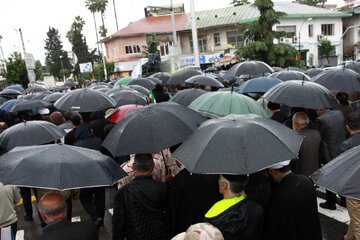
[236, 77, 282, 94]
[0, 99, 25, 112]
[5, 85, 24, 91]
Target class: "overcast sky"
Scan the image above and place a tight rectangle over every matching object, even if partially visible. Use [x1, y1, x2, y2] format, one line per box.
[0, 0, 344, 64]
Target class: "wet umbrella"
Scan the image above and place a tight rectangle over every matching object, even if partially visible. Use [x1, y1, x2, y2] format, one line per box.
[106, 86, 137, 95]
[0, 120, 66, 149]
[286, 67, 305, 73]
[5, 85, 24, 91]
[189, 91, 269, 118]
[24, 85, 48, 94]
[0, 89, 22, 97]
[0, 144, 127, 190]
[126, 85, 150, 96]
[150, 72, 171, 84]
[23, 93, 50, 100]
[204, 67, 217, 73]
[311, 145, 360, 200]
[127, 77, 156, 90]
[0, 97, 8, 105]
[269, 70, 310, 81]
[105, 104, 144, 123]
[64, 82, 77, 88]
[146, 76, 162, 85]
[54, 86, 69, 92]
[344, 61, 360, 74]
[102, 102, 206, 156]
[185, 75, 224, 88]
[311, 67, 360, 92]
[114, 77, 133, 87]
[264, 80, 339, 109]
[0, 99, 25, 112]
[43, 92, 65, 103]
[54, 88, 116, 112]
[88, 84, 110, 90]
[272, 67, 284, 72]
[236, 77, 282, 94]
[109, 90, 148, 107]
[227, 61, 274, 77]
[10, 100, 51, 112]
[170, 88, 207, 106]
[305, 68, 325, 78]
[173, 114, 303, 174]
[167, 69, 202, 86]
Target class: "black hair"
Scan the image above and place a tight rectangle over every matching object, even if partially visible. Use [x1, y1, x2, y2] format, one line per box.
[134, 154, 154, 172]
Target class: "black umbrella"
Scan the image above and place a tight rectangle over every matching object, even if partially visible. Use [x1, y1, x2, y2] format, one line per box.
[109, 90, 148, 107]
[10, 100, 51, 112]
[227, 61, 274, 77]
[127, 85, 150, 96]
[24, 85, 48, 94]
[150, 72, 171, 84]
[0, 144, 127, 190]
[311, 145, 360, 200]
[102, 102, 206, 156]
[185, 75, 224, 88]
[311, 67, 360, 92]
[54, 88, 116, 112]
[128, 77, 156, 90]
[263, 80, 339, 109]
[88, 84, 110, 90]
[0, 89, 22, 97]
[23, 93, 50, 100]
[272, 67, 284, 72]
[43, 92, 65, 103]
[344, 61, 360, 74]
[0, 97, 8, 105]
[173, 114, 303, 174]
[167, 69, 202, 86]
[170, 88, 207, 106]
[305, 68, 325, 78]
[54, 86, 69, 92]
[204, 67, 217, 73]
[0, 121, 66, 149]
[106, 86, 136, 95]
[64, 82, 78, 88]
[146, 76, 162, 85]
[269, 70, 310, 81]
[286, 67, 305, 73]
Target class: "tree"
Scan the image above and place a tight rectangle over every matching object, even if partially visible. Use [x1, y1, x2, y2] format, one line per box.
[93, 61, 114, 79]
[318, 39, 335, 64]
[235, 0, 299, 67]
[34, 60, 43, 80]
[5, 52, 28, 88]
[85, 0, 100, 55]
[97, 0, 108, 38]
[230, 0, 249, 6]
[142, 33, 160, 57]
[294, 0, 326, 7]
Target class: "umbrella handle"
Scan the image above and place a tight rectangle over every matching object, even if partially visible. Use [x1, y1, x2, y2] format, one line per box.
[161, 150, 169, 174]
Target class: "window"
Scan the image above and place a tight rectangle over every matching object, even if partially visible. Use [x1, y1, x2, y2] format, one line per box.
[321, 24, 334, 36]
[189, 35, 208, 53]
[308, 25, 313, 37]
[276, 26, 296, 38]
[125, 45, 140, 54]
[214, 33, 221, 46]
[112, 47, 117, 58]
[226, 31, 243, 48]
[160, 42, 173, 56]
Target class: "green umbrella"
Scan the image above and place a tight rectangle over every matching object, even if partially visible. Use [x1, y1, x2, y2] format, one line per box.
[189, 91, 269, 118]
[114, 77, 133, 87]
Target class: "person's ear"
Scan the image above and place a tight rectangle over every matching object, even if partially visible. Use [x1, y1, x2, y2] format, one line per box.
[40, 212, 48, 223]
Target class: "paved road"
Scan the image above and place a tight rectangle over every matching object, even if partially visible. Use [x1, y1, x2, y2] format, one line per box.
[14, 187, 349, 240]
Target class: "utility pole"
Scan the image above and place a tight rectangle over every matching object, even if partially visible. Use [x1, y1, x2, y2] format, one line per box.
[100, 42, 108, 80]
[0, 35, 7, 73]
[18, 28, 26, 56]
[113, 0, 119, 31]
[170, 0, 179, 55]
[190, 0, 200, 68]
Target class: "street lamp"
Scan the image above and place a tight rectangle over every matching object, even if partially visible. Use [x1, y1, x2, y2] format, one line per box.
[59, 55, 65, 82]
[298, 18, 312, 61]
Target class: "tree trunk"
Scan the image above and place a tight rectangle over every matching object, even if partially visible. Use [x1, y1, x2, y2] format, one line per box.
[327, 56, 330, 64]
[93, 12, 100, 56]
[113, 0, 119, 31]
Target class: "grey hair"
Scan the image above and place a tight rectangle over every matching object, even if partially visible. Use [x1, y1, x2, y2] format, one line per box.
[292, 112, 309, 126]
[38, 193, 66, 217]
[220, 175, 246, 194]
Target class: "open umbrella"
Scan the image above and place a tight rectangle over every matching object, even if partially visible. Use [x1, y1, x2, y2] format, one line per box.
[150, 72, 171, 84]
[170, 88, 207, 106]
[106, 86, 137, 95]
[5, 85, 24, 91]
[54, 88, 116, 112]
[109, 90, 148, 107]
[272, 67, 284, 72]
[0, 120, 66, 149]
[264, 80, 339, 109]
[102, 102, 206, 156]
[189, 91, 269, 118]
[146, 76, 162, 85]
[227, 61, 274, 77]
[64, 82, 77, 88]
[105, 104, 144, 123]
[0, 144, 127, 190]
[10, 100, 51, 112]
[43, 92, 65, 103]
[24, 85, 48, 94]
[167, 69, 202, 86]
[172, 114, 303, 174]
[204, 67, 217, 73]
[286, 67, 305, 73]
[127, 85, 150, 96]
[269, 70, 310, 81]
[0, 89, 22, 97]
[236, 77, 282, 94]
[0, 97, 8, 105]
[311, 145, 360, 200]
[185, 75, 224, 88]
[114, 77, 133, 87]
[128, 77, 156, 90]
[23, 93, 50, 100]
[344, 61, 360, 75]
[312, 67, 360, 92]
[0, 99, 25, 112]
[305, 68, 325, 78]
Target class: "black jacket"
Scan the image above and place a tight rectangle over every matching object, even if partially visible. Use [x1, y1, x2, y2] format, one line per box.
[340, 132, 360, 153]
[73, 122, 102, 151]
[205, 198, 264, 240]
[112, 176, 168, 240]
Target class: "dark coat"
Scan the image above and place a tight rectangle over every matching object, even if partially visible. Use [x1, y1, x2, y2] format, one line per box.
[112, 176, 168, 240]
[294, 127, 321, 176]
[334, 104, 354, 118]
[245, 171, 272, 208]
[64, 129, 75, 145]
[315, 110, 347, 164]
[340, 132, 360, 153]
[205, 198, 264, 240]
[73, 122, 102, 151]
[167, 169, 222, 236]
[37, 219, 98, 240]
[264, 173, 322, 240]
[271, 111, 287, 124]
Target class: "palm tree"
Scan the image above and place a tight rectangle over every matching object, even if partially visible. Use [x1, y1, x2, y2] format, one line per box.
[85, 0, 101, 55]
[97, 0, 108, 38]
[113, 0, 119, 31]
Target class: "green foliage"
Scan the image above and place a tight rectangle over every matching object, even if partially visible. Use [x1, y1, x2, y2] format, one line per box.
[34, 60, 43, 80]
[294, 0, 326, 6]
[318, 39, 335, 64]
[142, 33, 160, 58]
[99, 25, 107, 38]
[93, 61, 114, 80]
[230, 0, 249, 6]
[5, 52, 28, 88]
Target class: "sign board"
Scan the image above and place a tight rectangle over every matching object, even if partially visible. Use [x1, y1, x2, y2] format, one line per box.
[27, 69, 36, 83]
[43, 76, 56, 88]
[180, 53, 223, 67]
[290, 43, 309, 51]
[79, 62, 93, 74]
[24, 53, 35, 70]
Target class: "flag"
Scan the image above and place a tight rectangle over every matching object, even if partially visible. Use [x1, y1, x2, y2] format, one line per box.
[149, 89, 156, 103]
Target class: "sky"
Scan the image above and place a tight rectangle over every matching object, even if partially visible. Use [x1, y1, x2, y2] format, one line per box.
[0, 0, 345, 65]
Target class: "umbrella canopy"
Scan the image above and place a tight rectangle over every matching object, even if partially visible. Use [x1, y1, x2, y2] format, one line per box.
[24, 85, 48, 94]
[0, 97, 8, 105]
[146, 77, 162, 85]
[185, 75, 224, 88]
[5, 85, 24, 91]
[311, 145, 360, 200]
[127, 85, 150, 96]
[236, 77, 282, 94]
[0, 144, 127, 190]
[0, 99, 25, 112]
[189, 91, 269, 118]
[150, 72, 171, 84]
[344, 61, 360, 74]
[286, 67, 305, 73]
[109, 90, 148, 107]
[312, 67, 360, 92]
[305, 68, 325, 78]
[173, 114, 303, 174]
[23, 93, 50, 100]
[0, 89, 22, 96]
[64, 82, 77, 88]
[127, 77, 156, 90]
[272, 67, 284, 72]
[269, 70, 310, 81]
[106, 86, 137, 95]
[54, 86, 69, 92]
[54, 88, 116, 112]
[263, 80, 339, 109]
[170, 88, 207, 106]
[102, 102, 206, 156]
[204, 67, 217, 73]
[114, 77, 133, 87]
[88, 84, 110, 90]
[105, 104, 144, 123]
[167, 69, 202, 86]
[227, 61, 274, 77]
[10, 100, 51, 112]
[43, 92, 65, 103]
[0, 120, 65, 149]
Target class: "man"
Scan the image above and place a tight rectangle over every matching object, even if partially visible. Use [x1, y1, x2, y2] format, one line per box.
[112, 154, 168, 240]
[64, 113, 82, 145]
[264, 161, 322, 240]
[38, 193, 98, 240]
[204, 174, 264, 240]
[38, 108, 50, 120]
[292, 112, 321, 176]
[268, 102, 287, 123]
[0, 122, 8, 133]
[0, 182, 20, 239]
[315, 109, 347, 210]
[341, 111, 360, 152]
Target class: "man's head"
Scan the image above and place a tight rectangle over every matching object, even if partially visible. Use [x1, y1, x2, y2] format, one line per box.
[49, 111, 65, 126]
[0, 122, 8, 133]
[266, 160, 291, 183]
[218, 174, 248, 198]
[204, 85, 211, 92]
[316, 109, 325, 117]
[292, 112, 309, 131]
[346, 111, 360, 134]
[38, 108, 50, 120]
[134, 153, 154, 175]
[267, 102, 280, 113]
[38, 193, 67, 224]
[70, 113, 82, 129]
[336, 92, 349, 106]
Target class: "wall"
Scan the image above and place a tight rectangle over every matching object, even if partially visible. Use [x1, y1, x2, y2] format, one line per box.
[342, 14, 360, 60]
[104, 35, 146, 62]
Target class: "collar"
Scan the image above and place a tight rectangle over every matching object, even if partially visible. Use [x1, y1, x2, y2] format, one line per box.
[279, 171, 292, 183]
[43, 218, 67, 232]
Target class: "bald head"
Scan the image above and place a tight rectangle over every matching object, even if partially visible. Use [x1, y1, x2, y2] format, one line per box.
[38, 193, 67, 223]
[292, 112, 309, 131]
